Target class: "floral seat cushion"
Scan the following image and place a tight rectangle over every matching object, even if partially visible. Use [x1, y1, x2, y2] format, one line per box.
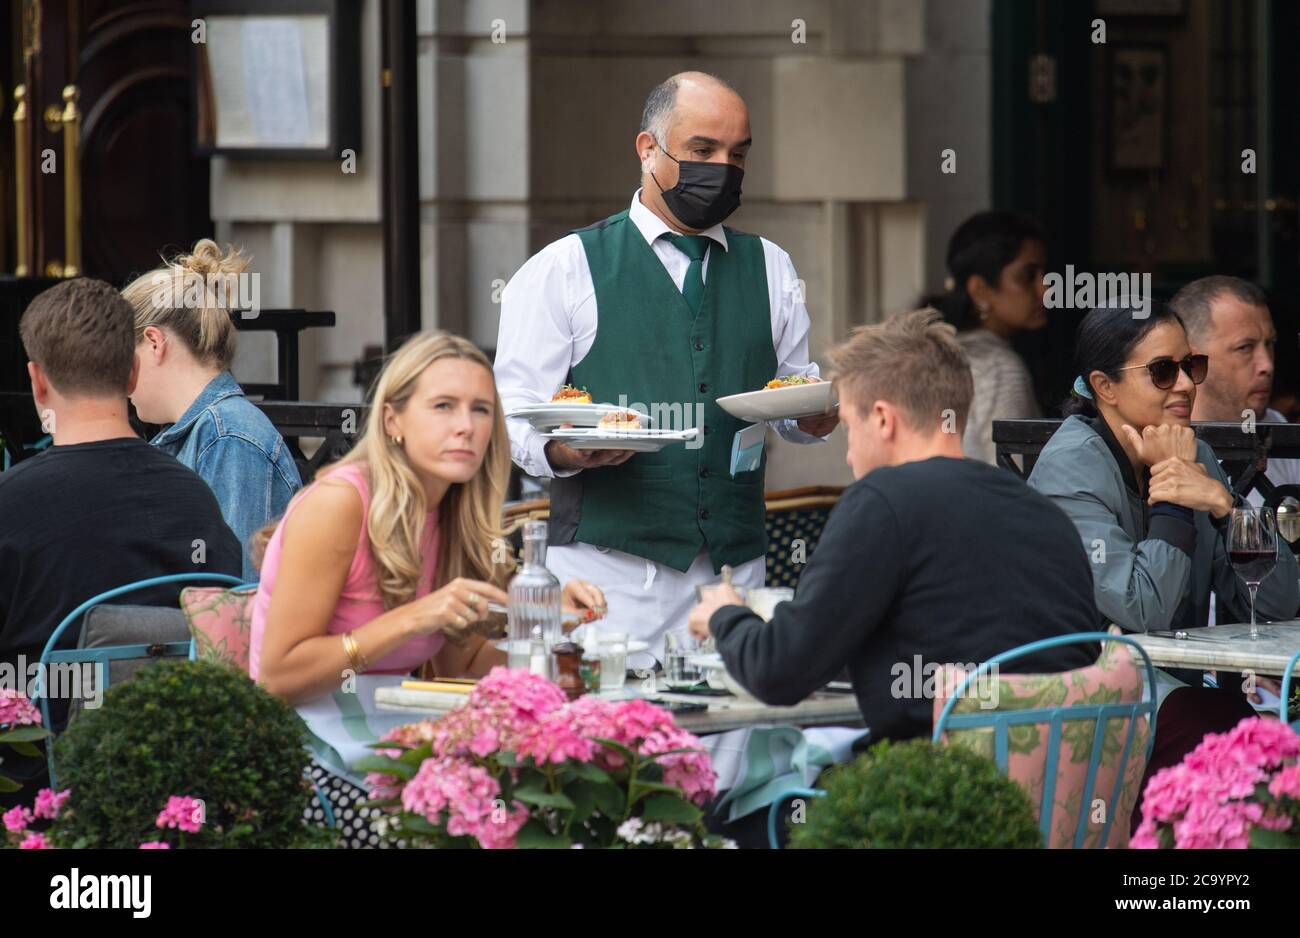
[179, 585, 257, 670]
[932, 635, 1151, 848]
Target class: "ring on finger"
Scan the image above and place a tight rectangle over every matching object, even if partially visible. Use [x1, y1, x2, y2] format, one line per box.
[467, 591, 480, 610]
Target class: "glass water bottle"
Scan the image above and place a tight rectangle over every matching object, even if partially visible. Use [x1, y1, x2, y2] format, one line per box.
[507, 520, 562, 670]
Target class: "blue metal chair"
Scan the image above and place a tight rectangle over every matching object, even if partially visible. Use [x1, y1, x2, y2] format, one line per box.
[32, 573, 244, 787]
[1281, 649, 1300, 728]
[765, 787, 826, 849]
[932, 632, 1158, 849]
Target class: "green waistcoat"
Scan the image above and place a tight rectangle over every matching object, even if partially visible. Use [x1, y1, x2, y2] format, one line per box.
[548, 209, 777, 573]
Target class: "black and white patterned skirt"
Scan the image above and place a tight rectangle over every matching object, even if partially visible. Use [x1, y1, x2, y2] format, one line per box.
[304, 761, 394, 849]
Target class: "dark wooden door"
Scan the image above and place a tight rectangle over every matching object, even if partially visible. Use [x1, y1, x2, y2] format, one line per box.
[5, 0, 211, 285]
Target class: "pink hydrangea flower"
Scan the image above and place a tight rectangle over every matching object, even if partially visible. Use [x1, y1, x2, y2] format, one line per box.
[0, 688, 41, 727]
[139, 841, 171, 849]
[401, 755, 528, 849]
[3, 805, 33, 833]
[33, 787, 71, 820]
[1269, 763, 1300, 802]
[1135, 717, 1300, 848]
[156, 795, 204, 834]
[19, 832, 50, 849]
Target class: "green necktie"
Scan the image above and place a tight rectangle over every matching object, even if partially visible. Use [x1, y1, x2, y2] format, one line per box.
[664, 234, 712, 315]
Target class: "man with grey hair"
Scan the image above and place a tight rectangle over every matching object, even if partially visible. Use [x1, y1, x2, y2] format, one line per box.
[494, 72, 838, 662]
[1171, 275, 1300, 643]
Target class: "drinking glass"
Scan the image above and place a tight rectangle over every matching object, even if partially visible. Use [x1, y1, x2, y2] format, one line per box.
[663, 629, 702, 689]
[598, 631, 628, 692]
[1228, 506, 1279, 641]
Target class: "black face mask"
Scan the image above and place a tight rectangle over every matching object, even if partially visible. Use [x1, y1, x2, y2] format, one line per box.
[650, 148, 744, 230]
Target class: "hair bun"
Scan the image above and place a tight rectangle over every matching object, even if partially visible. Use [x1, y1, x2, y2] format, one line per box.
[177, 239, 250, 278]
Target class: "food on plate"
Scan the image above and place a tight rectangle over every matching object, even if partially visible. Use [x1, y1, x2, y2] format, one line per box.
[764, 375, 821, 390]
[598, 410, 643, 430]
[552, 384, 593, 404]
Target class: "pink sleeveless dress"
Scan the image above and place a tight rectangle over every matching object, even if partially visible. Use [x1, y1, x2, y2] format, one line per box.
[249, 462, 444, 680]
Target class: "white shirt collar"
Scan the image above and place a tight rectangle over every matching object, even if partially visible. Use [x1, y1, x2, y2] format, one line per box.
[627, 188, 729, 252]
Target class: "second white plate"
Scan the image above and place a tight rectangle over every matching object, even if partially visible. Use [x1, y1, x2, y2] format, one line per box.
[716, 381, 837, 422]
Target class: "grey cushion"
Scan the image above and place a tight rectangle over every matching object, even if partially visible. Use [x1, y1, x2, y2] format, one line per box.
[67, 605, 190, 722]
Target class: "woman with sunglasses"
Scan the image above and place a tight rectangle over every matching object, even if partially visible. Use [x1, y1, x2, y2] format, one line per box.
[1030, 302, 1298, 636]
[1028, 303, 1300, 828]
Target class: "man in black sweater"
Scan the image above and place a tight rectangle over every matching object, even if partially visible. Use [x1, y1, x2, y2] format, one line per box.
[1, 279, 241, 806]
[688, 308, 1101, 745]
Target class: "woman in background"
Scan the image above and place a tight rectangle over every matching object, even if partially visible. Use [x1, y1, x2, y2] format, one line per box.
[926, 211, 1048, 464]
[122, 239, 301, 579]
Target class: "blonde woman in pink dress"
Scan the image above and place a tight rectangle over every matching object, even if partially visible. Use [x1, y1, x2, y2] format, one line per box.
[250, 331, 604, 846]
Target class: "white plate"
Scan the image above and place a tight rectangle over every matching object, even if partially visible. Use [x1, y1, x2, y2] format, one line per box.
[543, 427, 699, 452]
[506, 403, 654, 431]
[494, 639, 650, 654]
[716, 381, 837, 422]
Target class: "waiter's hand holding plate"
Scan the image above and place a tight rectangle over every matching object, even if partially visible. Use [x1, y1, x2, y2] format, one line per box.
[545, 440, 638, 470]
[716, 375, 839, 435]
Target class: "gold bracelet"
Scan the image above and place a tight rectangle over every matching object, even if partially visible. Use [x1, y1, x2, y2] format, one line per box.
[342, 632, 368, 673]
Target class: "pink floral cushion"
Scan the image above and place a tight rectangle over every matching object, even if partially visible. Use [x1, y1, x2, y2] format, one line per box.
[932, 634, 1151, 848]
[180, 585, 258, 670]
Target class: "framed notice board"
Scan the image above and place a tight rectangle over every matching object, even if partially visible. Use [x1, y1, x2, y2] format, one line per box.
[192, 0, 360, 159]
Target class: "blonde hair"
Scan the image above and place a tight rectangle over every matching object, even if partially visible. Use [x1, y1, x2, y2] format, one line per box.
[121, 238, 249, 370]
[829, 307, 974, 433]
[331, 331, 511, 610]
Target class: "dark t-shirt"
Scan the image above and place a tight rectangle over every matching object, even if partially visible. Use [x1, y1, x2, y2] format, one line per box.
[0, 437, 242, 673]
[712, 457, 1102, 745]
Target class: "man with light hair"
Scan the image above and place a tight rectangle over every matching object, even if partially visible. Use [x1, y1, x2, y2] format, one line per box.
[689, 308, 1100, 743]
[495, 72, 837, 662]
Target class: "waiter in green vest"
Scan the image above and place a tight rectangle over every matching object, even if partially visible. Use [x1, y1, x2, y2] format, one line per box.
[494, 72, 838, 662]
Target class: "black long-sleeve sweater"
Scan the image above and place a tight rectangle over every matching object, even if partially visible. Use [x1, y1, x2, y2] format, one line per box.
[710, 457, 1101, 745]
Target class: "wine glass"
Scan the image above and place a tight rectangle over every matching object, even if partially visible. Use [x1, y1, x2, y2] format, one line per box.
[1227, 506, 1279, 641]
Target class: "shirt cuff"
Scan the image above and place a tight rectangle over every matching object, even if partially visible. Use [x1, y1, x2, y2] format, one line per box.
[771, 418, 828, 444]
[511, 420, 580, 480]
[1149, 503, 1196, 557]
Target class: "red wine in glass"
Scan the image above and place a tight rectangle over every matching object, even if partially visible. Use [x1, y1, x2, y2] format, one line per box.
[1227, 507, 1279, 641]
[1229, 548, 1277, 584]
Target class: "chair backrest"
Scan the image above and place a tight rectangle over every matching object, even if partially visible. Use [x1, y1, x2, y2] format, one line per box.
[66, 605, 192, 724]
[932, 632, 1157, 849]
[763, 486, 843, 589]
[33, 573, 245, 788]
[180, 584, 259, 670]
[1282, 648, 1300, 727]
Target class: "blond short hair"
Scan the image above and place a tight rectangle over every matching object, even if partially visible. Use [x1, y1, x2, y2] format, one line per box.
[828, 307, 974, 433]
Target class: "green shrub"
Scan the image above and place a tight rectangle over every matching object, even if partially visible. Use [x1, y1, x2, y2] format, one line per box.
[788, 738, 1042, 849]
[51, 659, 325, 848]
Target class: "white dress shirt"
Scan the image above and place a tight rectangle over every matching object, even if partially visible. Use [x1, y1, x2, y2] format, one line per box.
[495, 190, 826, 480]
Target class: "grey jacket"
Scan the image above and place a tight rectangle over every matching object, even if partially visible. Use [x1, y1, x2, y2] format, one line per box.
[1028, 415, 1300, 633]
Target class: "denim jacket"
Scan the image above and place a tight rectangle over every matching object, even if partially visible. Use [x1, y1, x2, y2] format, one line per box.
[151, 371, 302, 580]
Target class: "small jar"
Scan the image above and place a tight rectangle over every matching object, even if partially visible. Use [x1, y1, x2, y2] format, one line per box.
[552, 641, 586, 700]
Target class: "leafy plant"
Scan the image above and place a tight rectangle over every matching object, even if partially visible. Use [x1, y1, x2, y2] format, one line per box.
[47, 659, 328, 848]
[787, 738, 1043, 849]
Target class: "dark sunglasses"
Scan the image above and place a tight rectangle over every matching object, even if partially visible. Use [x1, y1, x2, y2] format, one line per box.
[1116, 353, 1209, 390]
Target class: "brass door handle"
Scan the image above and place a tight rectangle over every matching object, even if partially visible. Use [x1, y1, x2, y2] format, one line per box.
[13, 84, 30, 276]
[44, 86, 82, 277]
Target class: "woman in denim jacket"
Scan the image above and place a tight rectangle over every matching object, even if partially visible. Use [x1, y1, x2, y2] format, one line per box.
[122, 240, 302, 580]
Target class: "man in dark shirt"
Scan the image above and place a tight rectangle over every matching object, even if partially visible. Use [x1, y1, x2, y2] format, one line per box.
[688, 308, 1101, 745]
[1, 279, 240, 804]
